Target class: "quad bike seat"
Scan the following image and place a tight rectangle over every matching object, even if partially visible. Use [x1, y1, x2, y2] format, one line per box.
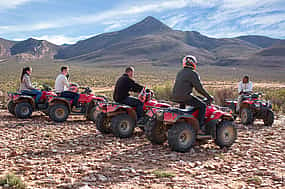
[169, 106, 198, 114]
[21, 91, 37, 97]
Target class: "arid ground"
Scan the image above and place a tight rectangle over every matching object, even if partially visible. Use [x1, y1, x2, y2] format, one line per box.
[0, 109, 284, 189]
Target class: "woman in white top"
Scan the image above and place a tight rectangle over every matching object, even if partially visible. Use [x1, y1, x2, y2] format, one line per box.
[236, 75, 253, 112]
[238, 75, 253, 95]
[19, 66, 42, 103]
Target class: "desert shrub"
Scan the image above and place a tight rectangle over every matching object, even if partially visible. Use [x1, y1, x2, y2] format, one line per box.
[0, 173, 26, 189]
[152, 81, 173, 101]
[264, 88, 285, 113]
[213, 88, 237, 106]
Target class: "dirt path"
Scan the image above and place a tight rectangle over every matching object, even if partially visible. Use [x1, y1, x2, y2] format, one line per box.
[0, 110, 284, 188]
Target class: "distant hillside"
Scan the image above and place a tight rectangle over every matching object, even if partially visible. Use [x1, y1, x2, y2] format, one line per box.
[0, 38, 17, 57]
[0, 38, 60, 62]
[0, 16, 284, 67]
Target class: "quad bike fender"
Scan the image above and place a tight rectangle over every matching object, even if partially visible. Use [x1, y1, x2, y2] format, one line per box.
[101, 103, 132, 113]
[163, 112, 199, 131]
[49, 98, 71, 112]
[207, 110, 234, 121]
[86, 99, 105, 115]
[15, 96, 35, 108]
[241, 101, 253, 107]
[105, 106, 136, 120]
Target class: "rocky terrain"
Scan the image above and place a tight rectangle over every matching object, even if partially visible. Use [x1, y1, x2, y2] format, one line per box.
[0, 109, 284, 188]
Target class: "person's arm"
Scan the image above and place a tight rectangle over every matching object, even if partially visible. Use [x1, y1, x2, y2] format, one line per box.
[238, 82, 243, 94]
[24, 75, 36, 90]
[192, 72, 212, 99]
[129, 78, 143, 93]
[62, 75, 70, 88]
[247, 82, 253, 92]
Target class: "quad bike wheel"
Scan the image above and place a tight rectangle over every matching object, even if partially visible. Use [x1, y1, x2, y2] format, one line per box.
[240, 108, 253, 125]
[145, 118, 167, 145]
[96, 112, 112, 134]
[111, 114, 135, 138]
[168, 122, 196, 153]
[215, 121, 237, 148]
[87, 106, 99, 121]
[49, 104, 69, 122]
[15, 102, 33, 119]
[7, 100, 16, 115]
[263, 109, 274, 126]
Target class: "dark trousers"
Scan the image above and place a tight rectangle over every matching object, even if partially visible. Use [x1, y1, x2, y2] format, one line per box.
[60, 91, 80, 107]
[21, 90, 42, 103]
[182, 95, 207, 127]
[121, 96, 143, 120]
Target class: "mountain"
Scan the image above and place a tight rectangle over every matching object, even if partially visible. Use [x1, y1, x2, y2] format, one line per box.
[237, 35, 281, 48]
[0, 16, 284, 67]
[0, 38, 17, 57]
[10, 38, 61, 61]
[55, 16, 265, 66]
[0, 38, 60, 62]
[55, 16, 172, 59]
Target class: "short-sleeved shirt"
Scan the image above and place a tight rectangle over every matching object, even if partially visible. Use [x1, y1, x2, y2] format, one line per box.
[55, 73, 69, 93]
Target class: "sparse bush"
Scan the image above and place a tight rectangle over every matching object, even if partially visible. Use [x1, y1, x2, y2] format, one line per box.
[152, 81, 173, 100]
[213, 88, 237, 106]
[0, 173, 26, 189]
[152, 170, 175, 178]
[264, 88, 285, 113]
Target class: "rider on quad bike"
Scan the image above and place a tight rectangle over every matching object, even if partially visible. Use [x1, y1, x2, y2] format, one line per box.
[236, 75, 253, 112]
[113, 66, 144, 124]
[172, 55, 214, 135]
[19, 66, 42, 103]
[55, 66, 80, 108]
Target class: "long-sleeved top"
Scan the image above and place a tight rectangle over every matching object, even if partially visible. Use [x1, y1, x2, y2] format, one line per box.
[20, 74, 36, 91]
[238, 81, 253, 94]
[113, 74, 143, 102]
[172, 67, 211, 101]
[55, 73, 69, 93]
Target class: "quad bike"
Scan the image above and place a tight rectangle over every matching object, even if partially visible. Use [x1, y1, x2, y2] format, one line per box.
[145, 98, 237, 152]
[7, 84, 56, 119]
[47, 84, 107, 122]
[225, 92, 274, 126]
[94, 87, 171, 138]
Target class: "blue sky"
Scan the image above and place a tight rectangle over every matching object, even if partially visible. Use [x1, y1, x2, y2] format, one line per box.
[0, 0, 284, 45]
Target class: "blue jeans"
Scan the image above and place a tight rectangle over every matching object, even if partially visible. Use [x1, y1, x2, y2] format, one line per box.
[21, 89, 42, 103]
[121, 96, 143, 120]
[60, 91, 80, 107]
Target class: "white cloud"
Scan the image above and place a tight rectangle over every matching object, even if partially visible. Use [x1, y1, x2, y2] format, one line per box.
[0, 0, 34, 10]
[163, 14, 188, 28]
[14, 34, 98, 45]
[0, 0, 216, 34]
[0, 0, 284, 39]
[239, 13, 285, 26]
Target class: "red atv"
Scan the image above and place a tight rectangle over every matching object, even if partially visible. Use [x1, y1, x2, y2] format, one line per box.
[225, 92, 274, 126]
[145, 98, 237, 152]
[95, 87, 171, 138]
[48, 84, 107, 122]
[7, 84, 56, 118]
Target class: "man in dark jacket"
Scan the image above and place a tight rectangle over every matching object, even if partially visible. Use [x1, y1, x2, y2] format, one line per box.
[172, 55, 213, 134]
[113, 66, 144, 123]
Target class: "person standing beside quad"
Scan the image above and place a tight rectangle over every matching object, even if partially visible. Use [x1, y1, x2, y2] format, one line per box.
[172, 55, 214, 135]
[19, 66, 42, 103]
[55, 66, 79, 108]
[236, 75, 253, 112]
[113, 66, 144, 124]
